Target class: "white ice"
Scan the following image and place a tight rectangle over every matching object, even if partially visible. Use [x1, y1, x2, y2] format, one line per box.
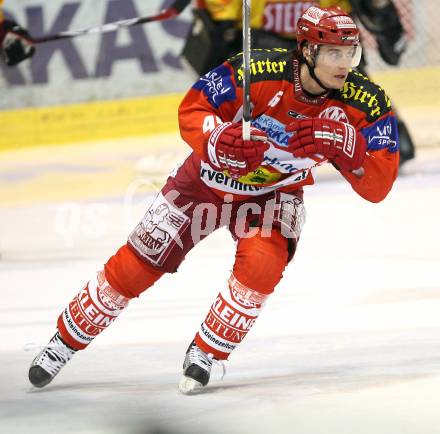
[1, 139, 440, 434]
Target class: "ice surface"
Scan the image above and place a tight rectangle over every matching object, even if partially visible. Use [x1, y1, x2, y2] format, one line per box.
[1, 138, 440, 434]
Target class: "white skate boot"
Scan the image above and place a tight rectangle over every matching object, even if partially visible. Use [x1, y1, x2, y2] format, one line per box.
[28, 332, 76, 388]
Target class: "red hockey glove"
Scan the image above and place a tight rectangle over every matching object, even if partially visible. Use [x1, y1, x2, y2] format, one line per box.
[0, 19, 35, 66]
[286, 118, 367, 171]
[207, 122, 269, 179]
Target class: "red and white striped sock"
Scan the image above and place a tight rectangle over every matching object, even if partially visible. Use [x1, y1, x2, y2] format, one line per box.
[57, 270, 129, 349]
[194, 274, 269, 360]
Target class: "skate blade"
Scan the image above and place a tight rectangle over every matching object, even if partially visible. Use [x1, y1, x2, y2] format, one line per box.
[178, 375, 204, 395]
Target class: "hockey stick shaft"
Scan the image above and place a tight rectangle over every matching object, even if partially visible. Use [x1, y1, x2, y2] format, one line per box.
[242, 0, 251, 141]
[32, 0, 190, 44]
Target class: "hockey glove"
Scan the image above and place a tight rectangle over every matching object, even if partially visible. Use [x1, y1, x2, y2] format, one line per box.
[207, 122, 269, 179]
[286, 118, 367, 172]
[0, 20, 35, 66]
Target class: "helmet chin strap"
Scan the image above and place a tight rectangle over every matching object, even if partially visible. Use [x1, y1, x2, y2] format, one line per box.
[299, 45, 331, 93]
[306, 61, 331, 92]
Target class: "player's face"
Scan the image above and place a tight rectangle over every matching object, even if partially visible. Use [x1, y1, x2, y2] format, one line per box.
[314, 44, 360, 89]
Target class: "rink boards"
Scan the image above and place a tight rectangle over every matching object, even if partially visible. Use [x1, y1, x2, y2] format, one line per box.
[1, 66, 440, 151]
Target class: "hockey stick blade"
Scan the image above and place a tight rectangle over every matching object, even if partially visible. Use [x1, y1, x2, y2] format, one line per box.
[32, 0, 190, 44]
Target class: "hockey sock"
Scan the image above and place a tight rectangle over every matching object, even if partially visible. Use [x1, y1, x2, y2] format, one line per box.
[194, 274, 269, 360]
[56, 244, 165, 350]
[194, 229, 289, 359]
[57, 270, 130, 350]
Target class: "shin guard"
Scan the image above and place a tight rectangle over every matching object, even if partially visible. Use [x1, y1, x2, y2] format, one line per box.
[57, 270, 129, 350]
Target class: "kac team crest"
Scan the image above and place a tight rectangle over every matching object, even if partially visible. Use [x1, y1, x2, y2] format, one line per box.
[319, 106, 349, 123]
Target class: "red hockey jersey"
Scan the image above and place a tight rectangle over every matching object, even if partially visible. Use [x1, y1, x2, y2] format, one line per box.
[178, 48, 399, 203]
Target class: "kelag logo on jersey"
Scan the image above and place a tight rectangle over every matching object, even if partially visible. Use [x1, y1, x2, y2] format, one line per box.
[252, 115, 292, 147]
[193, 65, 236, 109]
[362, 115, 399, 153]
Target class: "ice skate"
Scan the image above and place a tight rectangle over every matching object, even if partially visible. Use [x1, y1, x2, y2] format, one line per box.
[28, 332, 77, 388]
[178, 341, 216, 394]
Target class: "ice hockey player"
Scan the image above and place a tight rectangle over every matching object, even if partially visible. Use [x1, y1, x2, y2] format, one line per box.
[28, 6, 399, 394]
[0, 0, 35, 66]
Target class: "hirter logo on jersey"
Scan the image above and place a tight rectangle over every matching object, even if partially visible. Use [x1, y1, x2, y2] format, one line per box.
[319, 106, 349, 123]
[236, 57, 288, 83]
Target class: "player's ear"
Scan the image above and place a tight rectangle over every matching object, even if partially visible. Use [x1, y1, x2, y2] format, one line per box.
[302, 42, 314, 67]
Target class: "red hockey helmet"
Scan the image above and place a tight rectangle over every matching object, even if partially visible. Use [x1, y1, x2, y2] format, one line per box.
[297, 6, 361, 67]
[297, 6, 360, 46]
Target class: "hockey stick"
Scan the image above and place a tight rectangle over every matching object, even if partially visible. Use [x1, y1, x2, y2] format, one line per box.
[242, 0, 251, 141]
[32, 0, 191, 44]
